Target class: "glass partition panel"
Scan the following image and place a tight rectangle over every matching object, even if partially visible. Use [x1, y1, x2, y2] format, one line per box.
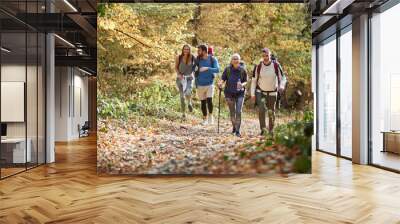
[339, 27, 352, 158]
[27, 31, 38, 169]
[1, 31, 27, 177]
[371, 4, 400, 171]
[317, 35, 337, 154]
[0, 0, 46, 179]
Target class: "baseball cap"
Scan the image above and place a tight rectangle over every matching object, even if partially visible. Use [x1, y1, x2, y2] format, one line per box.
[262, 48, 270, 54]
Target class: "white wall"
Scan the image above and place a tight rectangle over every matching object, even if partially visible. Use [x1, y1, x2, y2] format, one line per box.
[1, 64, 36, 135]
[55, 66, 69, 141]
[55, 67, 89, 141]
[1, 65, 26, 139]
[71, 72, 89, 138]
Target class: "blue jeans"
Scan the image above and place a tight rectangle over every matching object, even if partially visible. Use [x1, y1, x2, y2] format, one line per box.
[225, 96, 244, 133]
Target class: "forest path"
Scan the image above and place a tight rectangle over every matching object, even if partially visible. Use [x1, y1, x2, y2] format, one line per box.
[97, 112, 296, 175]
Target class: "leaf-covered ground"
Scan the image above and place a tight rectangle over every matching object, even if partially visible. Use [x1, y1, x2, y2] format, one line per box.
[97, 113, 300, 175]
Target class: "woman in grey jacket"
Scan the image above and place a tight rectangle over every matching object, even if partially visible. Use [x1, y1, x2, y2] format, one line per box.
[175, 44, 195, 118]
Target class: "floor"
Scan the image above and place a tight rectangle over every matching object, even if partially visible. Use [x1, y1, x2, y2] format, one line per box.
[0, 135, 400, 223]
[1, 163, 44, 179]
[372, 150, 400, 171]
[0, 167, 26, 178]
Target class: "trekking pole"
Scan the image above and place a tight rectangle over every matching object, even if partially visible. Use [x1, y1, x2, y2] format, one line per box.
[217, 87, 222, 133]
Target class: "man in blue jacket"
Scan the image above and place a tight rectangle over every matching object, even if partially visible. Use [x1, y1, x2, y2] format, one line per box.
[195, 44, 220, 125]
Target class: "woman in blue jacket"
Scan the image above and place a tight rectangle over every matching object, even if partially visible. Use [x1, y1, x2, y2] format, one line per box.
[218, 53, 248, 137]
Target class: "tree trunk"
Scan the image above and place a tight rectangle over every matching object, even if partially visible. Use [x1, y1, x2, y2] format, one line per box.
[192, 3, 201, 46]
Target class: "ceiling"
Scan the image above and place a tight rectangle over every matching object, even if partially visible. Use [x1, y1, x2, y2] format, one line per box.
[99, 0, 304, 2]
[311, 0, 390, 43]
[0, 0, 97, 75]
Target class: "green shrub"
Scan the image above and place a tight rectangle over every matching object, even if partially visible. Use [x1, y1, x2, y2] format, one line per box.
[265, 110, 313, 173]
[97, 94, 130, 119]
[98, 81, 184, 120]
[98, 78, 234, 121]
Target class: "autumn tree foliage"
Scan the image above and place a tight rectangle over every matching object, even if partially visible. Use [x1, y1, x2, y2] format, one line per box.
[97, 3, 312, 174]
[98, 3, 311, 110]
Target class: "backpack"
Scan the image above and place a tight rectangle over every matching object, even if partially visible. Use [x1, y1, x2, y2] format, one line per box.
[253, 60, 288, 109]
[273, 59, 288, 91]
[254, 60, 284, 92]
[208, 46, 214, 56]
[239, 60, 246, 70]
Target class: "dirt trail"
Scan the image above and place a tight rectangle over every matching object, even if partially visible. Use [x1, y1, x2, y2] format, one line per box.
[97, 112, 298, 175]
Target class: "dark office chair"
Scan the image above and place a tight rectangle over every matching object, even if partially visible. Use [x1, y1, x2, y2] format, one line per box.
[78, 121, 90, 138]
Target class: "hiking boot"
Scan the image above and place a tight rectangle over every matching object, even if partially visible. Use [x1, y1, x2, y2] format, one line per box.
[201, 119, 208, 126]
[208, 115, 214, 124]
[232, 128, 236, 134]
[235, 132, 241, 137]
[188, 104, 193, 113]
